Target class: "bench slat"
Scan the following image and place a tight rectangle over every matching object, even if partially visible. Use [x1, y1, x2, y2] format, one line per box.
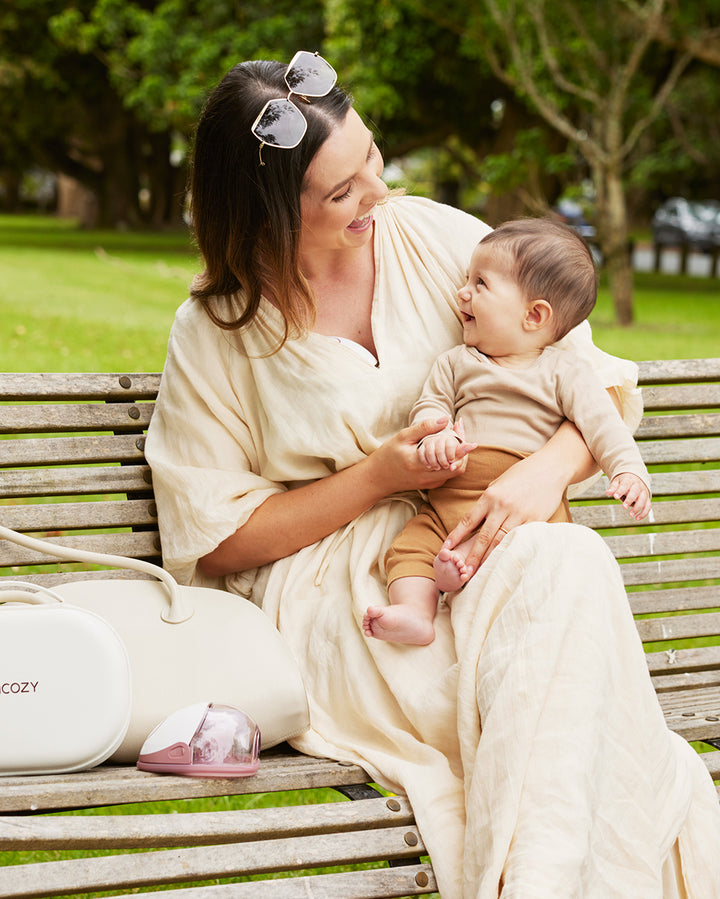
[0, 796, 415, 849]
[603, 527, 720, 560]
[636, 412, 720, 439]
[619, 556, 720, 587]
[0, 754, 371, 813]
[636, 436, 720, 465]
[0, 499, 157, 532]
[658, 687, 720, 741]
[629, 585, 720, 615]
[0, 825, 427, 898]
[637, 358, 720, 383]
[0, 434, 146, 467]
[652, 671, 720, 693]
[646, 645, 720, 675]
[0, 465, 152, 498]
[635, 611, 720, 643]
[575, 469, 720, 499]
[0, 531, 160, 568]
[572, 497, 720, 529]
[701, 751, 720, 779]
[640, 383, 720, 411]
[0, 373, 161, 401]
[109, 865, 438, 899]
[1, 403, 153, 434]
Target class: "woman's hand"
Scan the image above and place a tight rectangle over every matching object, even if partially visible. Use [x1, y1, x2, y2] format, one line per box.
[441, 419, 599, 575]
[367, 417, 474, 493]
[201, 418, 472, 577]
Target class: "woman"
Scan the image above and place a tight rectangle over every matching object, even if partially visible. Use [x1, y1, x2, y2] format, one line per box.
[145, 53, 720, 897]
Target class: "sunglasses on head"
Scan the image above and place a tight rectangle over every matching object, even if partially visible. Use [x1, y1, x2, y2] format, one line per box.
[251, 50, 337, 166]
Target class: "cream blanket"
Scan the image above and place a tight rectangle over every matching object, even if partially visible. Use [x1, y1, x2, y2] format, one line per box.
[146, 195, 720, 896]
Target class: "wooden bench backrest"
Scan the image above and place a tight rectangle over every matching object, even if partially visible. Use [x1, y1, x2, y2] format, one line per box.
[0, 373, 161, 582]
[1, 360, 719, 674]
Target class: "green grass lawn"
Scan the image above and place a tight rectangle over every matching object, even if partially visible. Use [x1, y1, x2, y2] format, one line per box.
[0, 214, 199, 372]
[1, 213, 719, 372]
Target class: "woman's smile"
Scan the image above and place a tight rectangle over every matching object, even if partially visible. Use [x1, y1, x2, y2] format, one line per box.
[348, 212, 374, 233]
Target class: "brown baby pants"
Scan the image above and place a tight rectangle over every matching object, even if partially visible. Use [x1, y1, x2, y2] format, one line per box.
[385, 446, 571, 586]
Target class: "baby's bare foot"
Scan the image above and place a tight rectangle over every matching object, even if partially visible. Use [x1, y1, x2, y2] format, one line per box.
[363, 605, 435, 645]
[434, 547, 470, 592]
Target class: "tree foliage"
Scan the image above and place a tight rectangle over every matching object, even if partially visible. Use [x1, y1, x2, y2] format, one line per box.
[405, 0, 716, 324]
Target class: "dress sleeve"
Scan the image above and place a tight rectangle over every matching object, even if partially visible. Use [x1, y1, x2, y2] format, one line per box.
[145, 301, 285, 587]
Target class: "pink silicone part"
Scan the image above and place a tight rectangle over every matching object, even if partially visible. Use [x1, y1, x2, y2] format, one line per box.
[137, 760, 260, 778]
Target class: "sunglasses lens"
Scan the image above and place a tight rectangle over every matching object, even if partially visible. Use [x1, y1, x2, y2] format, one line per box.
[252, 98, 307, 149]
[285, 50, 337, 97]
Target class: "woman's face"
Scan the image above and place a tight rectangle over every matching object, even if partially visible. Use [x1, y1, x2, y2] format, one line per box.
[299, 108, 388, 255]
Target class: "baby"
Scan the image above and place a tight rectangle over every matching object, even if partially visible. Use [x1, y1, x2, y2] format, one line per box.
[364, 218, 651, 645]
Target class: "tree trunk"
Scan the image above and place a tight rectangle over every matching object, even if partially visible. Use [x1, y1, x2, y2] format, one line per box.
[595, 163, 634, 326]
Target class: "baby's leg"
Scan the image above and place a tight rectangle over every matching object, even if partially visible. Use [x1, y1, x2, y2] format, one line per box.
[363, 576, 439, 645]
[434, 536, 476, 592]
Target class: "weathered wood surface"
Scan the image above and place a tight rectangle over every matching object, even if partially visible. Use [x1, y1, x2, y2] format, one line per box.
[0, 752, 371, 814]
[110, 866, 438, 899]
[0, 434, 147, 466]
[106, 866, 438, 899]
[1, 402, 153, 434]
[637, 357, 720, 383]
[0, 823, 428, 898]
[0, 499, 157, 532]
[0, 795, 416, 849]
[0, 372, 161, 401]
[0, 464, 152, 499]
[0, 531, 160, 568]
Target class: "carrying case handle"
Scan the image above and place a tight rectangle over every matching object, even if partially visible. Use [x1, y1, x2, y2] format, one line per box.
[0, 581, 65, 605]
[0, 525, 192, 623]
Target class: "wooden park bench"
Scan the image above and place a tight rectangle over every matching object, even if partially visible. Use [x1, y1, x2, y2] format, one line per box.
[0, 358, 719, 897]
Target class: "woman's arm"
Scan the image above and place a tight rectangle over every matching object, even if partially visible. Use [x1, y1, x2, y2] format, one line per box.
[200, 417, 471, 577]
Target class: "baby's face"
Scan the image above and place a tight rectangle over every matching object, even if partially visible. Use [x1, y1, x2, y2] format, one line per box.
[456, 245, 529, 356]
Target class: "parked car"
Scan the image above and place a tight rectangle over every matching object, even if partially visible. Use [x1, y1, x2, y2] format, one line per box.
[554, 199, 597, 241]
[553, 199, 602, 265]
[652, 198, 720, 251]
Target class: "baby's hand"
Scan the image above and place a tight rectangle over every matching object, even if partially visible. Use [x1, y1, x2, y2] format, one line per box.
[606, 472, 651, 520]
[417, 419, 476, 471]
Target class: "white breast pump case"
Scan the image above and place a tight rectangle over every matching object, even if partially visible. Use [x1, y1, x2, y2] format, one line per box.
[0, 523, 309, 768]
[0, 583, 132, 775]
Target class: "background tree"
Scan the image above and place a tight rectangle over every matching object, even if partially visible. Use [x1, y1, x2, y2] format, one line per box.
[324, 0, 573, 221]
[449, 0, 695, 324]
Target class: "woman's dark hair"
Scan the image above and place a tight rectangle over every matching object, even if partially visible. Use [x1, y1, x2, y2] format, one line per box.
[188, 59, 353, 345]
[479, 218, 597, 341]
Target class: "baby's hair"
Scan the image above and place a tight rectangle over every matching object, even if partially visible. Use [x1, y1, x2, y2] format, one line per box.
[478, 217, 597, 341]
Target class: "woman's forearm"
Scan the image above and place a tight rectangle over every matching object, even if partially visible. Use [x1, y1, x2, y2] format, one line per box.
[537, 418, 599, 489]
[199, 417, 460, 577]
[534, 386, 623, 491]
[199, 455, 387, 576]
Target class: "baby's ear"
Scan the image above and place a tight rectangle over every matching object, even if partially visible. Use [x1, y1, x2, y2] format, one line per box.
[524, 299, 553, 331]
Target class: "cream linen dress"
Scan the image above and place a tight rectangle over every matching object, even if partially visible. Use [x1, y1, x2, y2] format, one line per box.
[145, 195, 720, 898]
